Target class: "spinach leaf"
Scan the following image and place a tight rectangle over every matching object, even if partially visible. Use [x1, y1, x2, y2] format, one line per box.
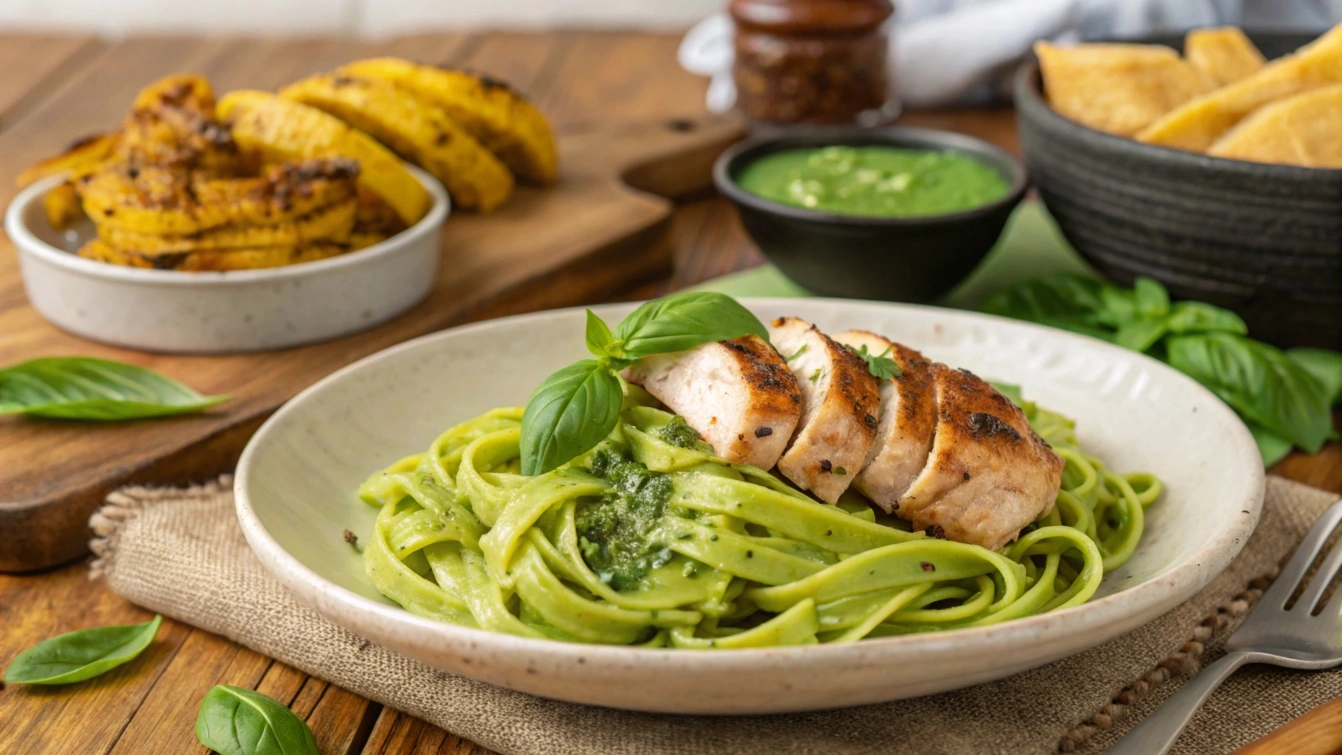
[614, 292, 768, 357]
[0, 357, 226, 420]
[1166, 333, 1332, 453]
[1288, 348, 1342, 406]
[4, 615, 161, 685]
[196, 684, 318, 755]
[520, 359, 624, 476]
[978, 274, 1114, 340]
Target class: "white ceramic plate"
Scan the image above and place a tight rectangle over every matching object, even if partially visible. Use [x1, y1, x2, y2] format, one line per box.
[5, 168, 449, 354]
[235, 299, 1264, 714]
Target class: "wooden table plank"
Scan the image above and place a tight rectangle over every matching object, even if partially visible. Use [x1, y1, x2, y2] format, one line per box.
[0, 34, 103, 131]
[537, 31, 707, 128]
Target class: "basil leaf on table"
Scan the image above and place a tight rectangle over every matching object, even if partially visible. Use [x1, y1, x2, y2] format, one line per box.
[1247, 423, 1295, 467]
[978, 274, 1114, 341]
[196, 684, 318, 755]
[1164, 301, 1247, 336]
[0, 357, 226, 420]
[1166, 333, 1332, 453]
[3, 615, 161, 685]
[1132, 276, 1170, 320]
[520, 359, 624, 476]
[1288, 348, 1342, 406]
[614, 292, 769, 357]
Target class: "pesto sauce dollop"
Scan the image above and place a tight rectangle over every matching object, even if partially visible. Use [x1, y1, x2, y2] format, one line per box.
[735, 145, 1010, 218]
[576, 447, 674, 591]
[658, 415, 714, 453]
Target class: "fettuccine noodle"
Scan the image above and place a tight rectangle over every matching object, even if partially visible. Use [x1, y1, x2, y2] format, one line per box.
[358, 390, 1160, 647]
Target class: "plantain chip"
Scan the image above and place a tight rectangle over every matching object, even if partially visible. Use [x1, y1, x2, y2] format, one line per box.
[80, 158, 359, 236]
[219, 90, 431, 226]
[282, 74, 513, 212]
[98, 196, 356, 254]
[16, 133, 119, 188]
[1138, 23, 1342, 151]
[79, 239, 349, 271]
[1208, 83, 1342, 167]
[340, 58, 558, 184]
[1185, 27, 1265, 88]
[1036, 41, 1207, 136]
[42, 181, 84, 230]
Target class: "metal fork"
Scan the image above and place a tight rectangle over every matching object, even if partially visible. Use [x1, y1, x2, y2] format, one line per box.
[1109, 497, 1342, 755]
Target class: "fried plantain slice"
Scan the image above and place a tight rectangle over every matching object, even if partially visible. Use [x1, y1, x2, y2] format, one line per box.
[17, 133, 119, 188]
[80, 158, 359, 236]
[120, 74, 244, 175]
[98, 196, 356, 254]
[218, 90, 431, 226]
[339, 58, 557, 184]
[42, 181, 85, 230]
[281, 74, 513, 212]
[79, 239, 349, 271]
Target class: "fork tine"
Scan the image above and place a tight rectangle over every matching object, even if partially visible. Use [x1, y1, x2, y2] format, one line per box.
[1261, 499, 1342, 610]
[1297, 524, 1342, 613]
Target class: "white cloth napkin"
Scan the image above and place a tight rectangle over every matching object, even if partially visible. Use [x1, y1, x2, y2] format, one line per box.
[678, 0, 1341, 109]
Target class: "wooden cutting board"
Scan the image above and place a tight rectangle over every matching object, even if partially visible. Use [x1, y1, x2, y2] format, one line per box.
[0, 114, 746, 572]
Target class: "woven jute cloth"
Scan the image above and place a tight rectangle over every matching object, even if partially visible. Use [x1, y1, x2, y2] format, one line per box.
[89, 475, 1339, 755]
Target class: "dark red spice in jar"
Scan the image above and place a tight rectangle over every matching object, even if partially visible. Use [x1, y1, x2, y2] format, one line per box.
[730, 0, 895, 126]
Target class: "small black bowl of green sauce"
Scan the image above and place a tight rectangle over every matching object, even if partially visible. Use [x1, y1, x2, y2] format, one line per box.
[714, 127, 1028, 302]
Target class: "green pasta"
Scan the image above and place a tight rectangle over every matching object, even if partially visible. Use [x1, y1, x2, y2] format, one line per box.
[358, 391, 1160, 648]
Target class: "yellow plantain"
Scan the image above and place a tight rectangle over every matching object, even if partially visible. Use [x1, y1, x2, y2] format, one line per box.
[218, 90, 431, 226]
[120, 74, 244, 175]
[42, 181, 84, 230]
[80, 239, 348, 272]
[339, 58, 558, 184]
[281, 74, 513, 212]
[80, 158, 359, 236]
[98, 197, 356, 254]
[17, 133, 119, 188]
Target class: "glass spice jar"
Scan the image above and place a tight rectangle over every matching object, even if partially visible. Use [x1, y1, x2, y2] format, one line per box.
[730, 0, 896, 126]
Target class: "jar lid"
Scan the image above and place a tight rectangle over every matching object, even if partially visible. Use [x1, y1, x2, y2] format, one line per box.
[729, 0, 894, 34]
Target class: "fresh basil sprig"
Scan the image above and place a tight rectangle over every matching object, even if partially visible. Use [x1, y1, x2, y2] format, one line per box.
[196, 684, 319, 755]
[981, 274, 1339, 465]
[521, 293, 768, 475]
[4, 615, 162, 685]
[0, 357, 226, 420]
[850, 344, 901, 380]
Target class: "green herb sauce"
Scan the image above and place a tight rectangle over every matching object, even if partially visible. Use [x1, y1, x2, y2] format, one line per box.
[576, 447, 674, 590]
[735, 145, 1009, 218]
[658, 415, 713, 453]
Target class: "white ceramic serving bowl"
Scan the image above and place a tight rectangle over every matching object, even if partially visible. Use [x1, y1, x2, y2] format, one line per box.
[236, 298, 1264, 714]
[5, 168, 449, 354]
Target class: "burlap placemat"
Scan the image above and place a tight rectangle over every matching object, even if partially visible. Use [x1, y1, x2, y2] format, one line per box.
[88, 475, 1339, 755]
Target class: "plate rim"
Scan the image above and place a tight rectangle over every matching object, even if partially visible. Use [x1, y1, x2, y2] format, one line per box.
[235, 297, 1264, 671]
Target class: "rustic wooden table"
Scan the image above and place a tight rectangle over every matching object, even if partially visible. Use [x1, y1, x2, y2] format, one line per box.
[1, 29, 1339, 755]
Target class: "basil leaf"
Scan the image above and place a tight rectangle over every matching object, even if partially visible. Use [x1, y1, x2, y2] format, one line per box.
[614, 292, 769, 357]
[1164, 301, 1247, 336]
[520, 359, 624, 475]
[4, 615, 161, 685]
[989, 381, 1024, 405]
[1166, 333, 1331, 453]
[196, 684, 318, 755]
[585, 310, 617, 357]
[1288, 348, 1342, 406]
[1115, 319, 1168, 353]
[0, 357, 226, 420]
[1247, 422, 1295, 467]
[1133, 277, 1170, 320]
[979, 275, 1114, 340]
[1097, 286, 1136, 327]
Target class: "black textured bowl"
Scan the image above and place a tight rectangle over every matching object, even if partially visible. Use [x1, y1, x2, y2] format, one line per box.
[713, 127, 1028, 303]
[1016, 33, 1342, 350]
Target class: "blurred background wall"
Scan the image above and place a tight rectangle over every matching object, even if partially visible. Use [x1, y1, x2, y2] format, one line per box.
[0, 0, 725, 35]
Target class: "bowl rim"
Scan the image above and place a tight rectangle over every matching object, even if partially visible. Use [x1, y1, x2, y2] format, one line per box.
[4, 164, 450, 286]
[712, 126, 1030, 227]
[235, 297, 1265, 672]
[1013, 48, 1342, 179]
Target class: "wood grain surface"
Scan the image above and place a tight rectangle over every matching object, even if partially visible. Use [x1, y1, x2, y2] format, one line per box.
[0, 32, 746, 573]
[0, 29, 1338, 755]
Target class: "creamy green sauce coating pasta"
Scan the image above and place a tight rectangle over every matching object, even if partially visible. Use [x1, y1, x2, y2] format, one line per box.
[358, 391, 1161, 648]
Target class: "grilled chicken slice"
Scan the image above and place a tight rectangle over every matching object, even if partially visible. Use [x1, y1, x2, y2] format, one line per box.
[623, 335, 802, 469]
[832, 331, 938, 514]
[900, 364, 1063, 551]
[769, 317, 881, 504]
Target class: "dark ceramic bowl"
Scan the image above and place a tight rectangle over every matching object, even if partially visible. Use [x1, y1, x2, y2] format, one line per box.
[713, 127, 1028, 303]
[1016, 33, 1342, 350]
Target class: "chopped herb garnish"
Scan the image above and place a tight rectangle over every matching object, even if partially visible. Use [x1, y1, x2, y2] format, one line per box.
[809, 368, 823, 384]
[850, 344, 901, 380]
[785, 344, 808, 363]
[834, 467, 847, 475]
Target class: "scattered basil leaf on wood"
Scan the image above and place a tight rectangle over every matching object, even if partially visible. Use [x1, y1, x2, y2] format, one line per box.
[196, 684, 318, 755]
[4, 614, 161, 685]
[0, 357, 226, 420]
[981, 273, 1340, 463]
[521, 293, 769, 475]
